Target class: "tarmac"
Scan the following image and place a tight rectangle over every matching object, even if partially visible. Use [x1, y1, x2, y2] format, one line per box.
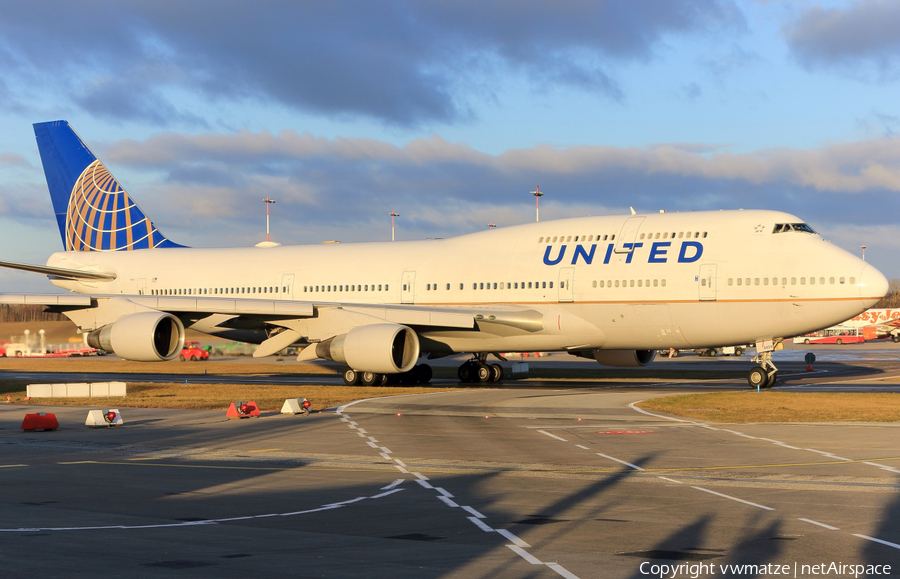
[2, 346, 900, 577]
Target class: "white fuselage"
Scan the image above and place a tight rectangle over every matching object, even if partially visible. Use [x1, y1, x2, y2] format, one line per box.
[46, 210, 887, 353]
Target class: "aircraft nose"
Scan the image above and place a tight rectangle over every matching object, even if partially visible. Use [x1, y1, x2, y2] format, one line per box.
[859, 264, 889, 303]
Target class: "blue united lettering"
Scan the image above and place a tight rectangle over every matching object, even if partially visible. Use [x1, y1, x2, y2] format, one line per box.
[543, 241, 704, 266]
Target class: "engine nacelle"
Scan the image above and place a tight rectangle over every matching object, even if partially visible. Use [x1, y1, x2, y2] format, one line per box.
[592, 349, 656, 368]
[316, 323, 419, 373]
[87, 312, 185, 361]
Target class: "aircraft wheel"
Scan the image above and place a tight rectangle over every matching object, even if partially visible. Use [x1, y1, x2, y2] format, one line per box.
[377, 373, 390, 386]
[765, 371, 778, 388]
[361, 371, 379, 386]
[747, 366, 767, 388]
[415, 364, 432, 384]
[458, 362, 475, 383]
[179, 354, 186, 361]
[893, 335, 900, 343]
[489, 363, 503, 382]
[804, 339, 810, 344]
[477, 363, 492, 383]
[190, 355, 197, 361]
[836, 338, 843, 345]
[343, 369, 361, 385]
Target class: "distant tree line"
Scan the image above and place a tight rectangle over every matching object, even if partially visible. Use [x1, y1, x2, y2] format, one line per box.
[0, 305, 66, 323]
[873, 279, 900, 309]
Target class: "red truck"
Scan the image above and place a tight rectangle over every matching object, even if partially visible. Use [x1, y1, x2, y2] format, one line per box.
[180, 341, 209, 361]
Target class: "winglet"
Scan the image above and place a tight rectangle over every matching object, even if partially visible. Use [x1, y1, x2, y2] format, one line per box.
[33, 120, 183, 251]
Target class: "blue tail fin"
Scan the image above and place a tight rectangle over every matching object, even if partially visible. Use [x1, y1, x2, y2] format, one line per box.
[33, 120, 183, 251]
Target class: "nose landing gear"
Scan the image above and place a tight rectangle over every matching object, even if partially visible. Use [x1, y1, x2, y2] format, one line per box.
[747, 341, 779, 388]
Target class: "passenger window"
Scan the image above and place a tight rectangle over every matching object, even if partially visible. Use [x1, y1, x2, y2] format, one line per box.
[653, 279, 658, 287]
[493, 283, 498, 289]
[763, 278, 769, 286]
[539, 237, 543, 243]
[446, 283, 450, 290]
[737, 278, 742, 286]
[661, 279, 666, 287]
[728, 278, 733, 286]
[630, 280, 635, 287]
[615, 280, 620, 288]
[542, 282, 547, 288]
[819, 277, 825, 285]
[639, 280, 644, 287]
[754, 278, 759, 285]
[810, 278, 815, 285]
[800, 278, 806, 285]
[850, 277, 856, 284]
[829, 277, 835, 284]
[592, 280, 597, 288]
[640, 233, 645, 240]
[528, 282, 532, 288]
[840, 277, 845, 284]
[791, 278, 796, 285]
[700, 279, 706, 287]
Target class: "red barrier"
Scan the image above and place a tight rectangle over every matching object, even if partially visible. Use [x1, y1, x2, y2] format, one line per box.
[226, 401, 260, 418]
[22, 413, 59, 431]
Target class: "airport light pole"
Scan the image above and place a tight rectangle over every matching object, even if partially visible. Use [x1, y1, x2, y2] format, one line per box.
[862, 244, 866, 261]
[263, 197, 276, 242]
[390, 211, 400, 241]
[531, 186, 543, 222]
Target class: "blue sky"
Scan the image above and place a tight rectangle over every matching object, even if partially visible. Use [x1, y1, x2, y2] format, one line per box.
[1, 0, 899, 291]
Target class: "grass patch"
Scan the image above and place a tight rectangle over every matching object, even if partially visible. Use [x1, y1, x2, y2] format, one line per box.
[638, 392, 900, 423]
[0, 358, 341, 376]
[2, 381, 454, 412]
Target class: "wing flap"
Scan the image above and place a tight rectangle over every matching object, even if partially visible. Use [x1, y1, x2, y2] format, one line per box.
[0, 293, 92, 306]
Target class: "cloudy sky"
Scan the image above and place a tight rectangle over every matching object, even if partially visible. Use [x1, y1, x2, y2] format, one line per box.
[1, 0, 899, 291]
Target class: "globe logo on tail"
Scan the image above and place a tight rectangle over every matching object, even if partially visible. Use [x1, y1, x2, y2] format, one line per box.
[66, 160, 164, 251]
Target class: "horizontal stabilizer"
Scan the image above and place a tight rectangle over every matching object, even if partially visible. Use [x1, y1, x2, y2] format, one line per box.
[0, 259, 116, 281]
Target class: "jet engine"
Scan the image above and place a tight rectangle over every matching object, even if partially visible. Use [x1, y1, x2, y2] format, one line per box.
[592, 349, 656, 368]
[87, 311, 185, 361]
[316, 323, 420, 374]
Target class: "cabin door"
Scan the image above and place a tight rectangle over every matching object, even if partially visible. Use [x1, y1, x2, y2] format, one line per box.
[615, 216, 645, 254]
[281, 274, 295, 299]
[698, 264, 717, 301]
[401, 271, 416, 304]
[558, 268, 574, 302]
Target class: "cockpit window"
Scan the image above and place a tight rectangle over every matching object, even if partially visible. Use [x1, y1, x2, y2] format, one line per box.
[773, 223, 816, 234]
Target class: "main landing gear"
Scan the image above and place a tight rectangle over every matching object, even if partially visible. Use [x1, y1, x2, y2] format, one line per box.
[457, 353, 505, 383]
[747, 347, 778, 389]
[342, 364, 433, 386]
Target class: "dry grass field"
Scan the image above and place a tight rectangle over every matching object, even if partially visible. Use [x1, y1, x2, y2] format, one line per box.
[638, 391, 900, 423]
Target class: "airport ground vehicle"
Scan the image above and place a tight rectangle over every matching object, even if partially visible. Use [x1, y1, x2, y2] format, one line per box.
[791, 325, 873, 345]
[180, 341, 209, 361]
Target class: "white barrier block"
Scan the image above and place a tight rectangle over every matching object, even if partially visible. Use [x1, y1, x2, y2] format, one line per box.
[26, 384, 53, 397]
[90, 383, 109, 396]
[67, 383, 90, 397]
[108, 382, 127, 396]
[51, 383, 68, 397]
[85, 409, 124, 427]
[86, 409, 107, 427]
[281, 398, 310, 415]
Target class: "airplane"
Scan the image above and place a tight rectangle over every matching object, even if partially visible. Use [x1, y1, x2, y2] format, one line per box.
[0, 120, 889, 389]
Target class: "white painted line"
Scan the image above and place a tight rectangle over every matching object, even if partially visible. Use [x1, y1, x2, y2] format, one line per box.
[628, 401, 693, 423]
[496, 528, 530, 547]
[774, 443, 800, 450]
[0, 464, 27, 469]
[799, 518, 839, 530]
[437, 495, 459, 508]
[325, 496, 368, 507]
[435, 487, 454, 498]
[381, 479, 405, 490]
[366, 441, 379, 448]
[691, 486, 774, 511]
[416, 479, 434, 489]
[394, 465, 409, 474]
[357, 428, 367, 433]
[356, 432, 367, 437]
[412, 472, 430, 481]
[853, 534, 900, 550]
[468, 516, 494, 533]
[367, 436, 378, 442]
[348, 421, 358, 426]
[575, 445, 590, 450]
[379, 447, 392, 454]
[507, 544, 542, 565]
[462, 505, 486, 519]
[393, 458, 407, 467]
[379, 453, 392, 460]
[699, 425, 719, 430]
[546, 562, 582, 579]
[369, 489, 405, 500]
[596, 453, 644, 471]
[537, 429, 568, 442]
[340, 417, 349, 422]
[864, 462, 900, 473]
[657, 476, 682, 484]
